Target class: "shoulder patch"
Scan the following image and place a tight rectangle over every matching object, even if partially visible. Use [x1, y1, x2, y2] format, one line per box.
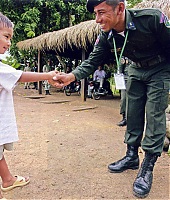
[160, 13, 170, 28]
[129, 8, 160, 17]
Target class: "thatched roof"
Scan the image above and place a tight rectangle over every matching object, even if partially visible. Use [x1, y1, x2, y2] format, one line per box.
[17, 20, 100, 59]
[134, 0, 170, 18]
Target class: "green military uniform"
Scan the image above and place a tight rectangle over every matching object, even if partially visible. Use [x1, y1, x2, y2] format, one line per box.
[72, 8, 170, 155]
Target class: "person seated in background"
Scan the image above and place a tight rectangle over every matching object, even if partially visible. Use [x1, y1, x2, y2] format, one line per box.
[93, 65, 106, 92]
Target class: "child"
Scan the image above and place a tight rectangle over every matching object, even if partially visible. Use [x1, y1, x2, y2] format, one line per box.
[0, 12, 57, 200]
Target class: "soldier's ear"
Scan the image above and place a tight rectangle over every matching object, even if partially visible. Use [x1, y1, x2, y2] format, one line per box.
[117, 2, 125, 15]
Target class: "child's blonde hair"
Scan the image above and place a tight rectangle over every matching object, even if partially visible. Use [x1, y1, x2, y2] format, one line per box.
[0, 12, 14, 29]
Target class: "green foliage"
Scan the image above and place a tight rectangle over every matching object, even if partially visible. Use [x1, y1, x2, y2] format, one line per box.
[2, 56, 21, 69]
[0, 0, 94, 63]
[127, 0, 142, 8]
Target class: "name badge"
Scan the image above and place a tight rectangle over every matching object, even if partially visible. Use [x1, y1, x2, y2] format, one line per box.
[114, 73, 126, 90]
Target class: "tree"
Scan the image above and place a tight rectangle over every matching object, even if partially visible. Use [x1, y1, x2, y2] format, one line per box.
[0, 0, 93, 63]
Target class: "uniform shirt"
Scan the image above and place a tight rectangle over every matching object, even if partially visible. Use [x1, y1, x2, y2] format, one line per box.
[0, 62, 22, 145]
[72, 8, 170, 81]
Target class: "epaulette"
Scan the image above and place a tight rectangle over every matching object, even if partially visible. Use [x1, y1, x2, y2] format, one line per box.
[128, 8, 161, 17]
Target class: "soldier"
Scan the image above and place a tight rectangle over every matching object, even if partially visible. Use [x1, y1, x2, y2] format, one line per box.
[53, 0, 170, 198]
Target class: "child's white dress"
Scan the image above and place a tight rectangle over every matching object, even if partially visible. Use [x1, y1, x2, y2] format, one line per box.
[0, 62, 22, 145]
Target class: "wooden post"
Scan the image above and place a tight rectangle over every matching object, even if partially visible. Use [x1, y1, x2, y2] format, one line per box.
[81, 49, 87, 102]
[38, 50, 42, 94]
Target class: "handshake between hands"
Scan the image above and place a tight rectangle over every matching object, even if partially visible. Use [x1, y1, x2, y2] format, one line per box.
[48, 71, 75, 88]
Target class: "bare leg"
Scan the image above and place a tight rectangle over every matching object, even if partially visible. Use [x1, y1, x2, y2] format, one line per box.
[0, 191, 3, 199]
[0, 156, 17, 188]
[0, 155, 15, 199]
[0, 156, 29, 189]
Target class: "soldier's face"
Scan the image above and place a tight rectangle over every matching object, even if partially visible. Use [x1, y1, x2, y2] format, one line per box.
[94, 1, 124, 32]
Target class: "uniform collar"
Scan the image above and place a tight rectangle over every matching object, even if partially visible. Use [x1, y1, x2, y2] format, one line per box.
[107, 9, 136, 40]
[125, 10, 136, 30]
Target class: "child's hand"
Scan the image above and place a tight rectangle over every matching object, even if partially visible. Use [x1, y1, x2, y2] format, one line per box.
[48, 71, 61, 86]
[52, 72, 76, 88]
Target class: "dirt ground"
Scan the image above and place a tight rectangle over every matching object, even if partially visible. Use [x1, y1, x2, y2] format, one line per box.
[2, 83, 170, 200]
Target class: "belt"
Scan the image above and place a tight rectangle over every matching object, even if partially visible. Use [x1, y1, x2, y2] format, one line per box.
[135, 55, 166, 68]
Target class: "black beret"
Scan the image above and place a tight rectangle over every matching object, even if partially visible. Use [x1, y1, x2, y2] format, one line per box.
[86, 0, 106, 13]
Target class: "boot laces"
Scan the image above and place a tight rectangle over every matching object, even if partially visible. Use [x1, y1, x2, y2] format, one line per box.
[140, 155, 157, 178]
[140, 157, 150, 178]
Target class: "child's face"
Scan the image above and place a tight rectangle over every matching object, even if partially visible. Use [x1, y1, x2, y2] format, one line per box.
[0, 26, 13, 54]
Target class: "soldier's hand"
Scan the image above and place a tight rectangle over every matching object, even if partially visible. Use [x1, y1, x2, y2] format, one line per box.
[52, 72, 76, 88]
[47, 71, 61, 86]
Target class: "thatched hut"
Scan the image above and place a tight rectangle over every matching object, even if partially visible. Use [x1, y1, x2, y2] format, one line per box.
[134, 0, 170, 18]
[17, 20, 100, 98]
[17, 20, 100, 60]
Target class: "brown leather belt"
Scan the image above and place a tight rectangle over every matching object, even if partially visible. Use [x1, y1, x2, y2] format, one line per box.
[135, 55, 166, 68]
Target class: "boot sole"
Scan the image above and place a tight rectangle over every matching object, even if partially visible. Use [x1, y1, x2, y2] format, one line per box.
[108, 166, 139, 173]
[133, 190, 149, 199]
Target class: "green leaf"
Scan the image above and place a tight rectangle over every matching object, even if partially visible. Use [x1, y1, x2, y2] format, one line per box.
[27, 31, 35, 38]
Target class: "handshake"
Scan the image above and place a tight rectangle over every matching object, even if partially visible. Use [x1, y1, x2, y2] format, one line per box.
[48, 71, 76, 88]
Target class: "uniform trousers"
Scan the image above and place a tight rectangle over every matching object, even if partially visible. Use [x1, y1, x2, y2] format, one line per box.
[120, 78, 128, 115]
[124, 61, 170, 155]
[120, 89, 126, 115]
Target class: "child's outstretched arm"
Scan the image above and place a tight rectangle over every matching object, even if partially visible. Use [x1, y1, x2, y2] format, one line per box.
[18, 71, 58, 86]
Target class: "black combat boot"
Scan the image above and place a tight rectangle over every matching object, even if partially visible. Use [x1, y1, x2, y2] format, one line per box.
[133, 153, 158, 198]
[108, 145, 139, 173]
[117, 113, 127, 126]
